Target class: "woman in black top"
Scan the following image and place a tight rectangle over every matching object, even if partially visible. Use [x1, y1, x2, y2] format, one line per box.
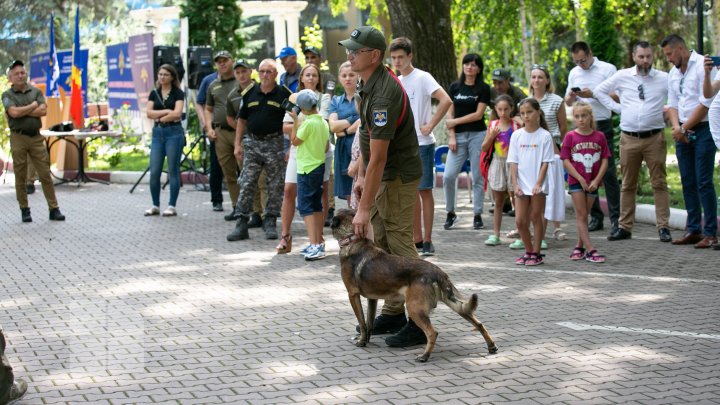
[443, 53, 491, 231]
[145, 64, 185, 217]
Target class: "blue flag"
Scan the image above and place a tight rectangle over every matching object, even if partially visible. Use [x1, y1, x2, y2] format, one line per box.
[46, 12, 60, 97]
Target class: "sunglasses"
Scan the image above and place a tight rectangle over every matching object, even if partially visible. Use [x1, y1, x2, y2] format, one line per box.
[638, 84, 645, 100]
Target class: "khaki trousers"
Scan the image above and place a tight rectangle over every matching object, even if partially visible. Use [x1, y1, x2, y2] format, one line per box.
[372, 177, 420, 315]
[10, 133, 58, 210]
[214, 128, 241, 205]
[619, 132, 670, 230]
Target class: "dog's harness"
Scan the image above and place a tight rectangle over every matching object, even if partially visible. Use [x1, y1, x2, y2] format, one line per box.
[338, 234, 361, 248]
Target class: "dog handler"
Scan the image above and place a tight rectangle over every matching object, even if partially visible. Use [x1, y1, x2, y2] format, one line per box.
[339, 27, 427, 348]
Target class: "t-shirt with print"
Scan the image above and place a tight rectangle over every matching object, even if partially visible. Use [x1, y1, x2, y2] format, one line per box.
[489, 120, 521, 158]
[506, 127, 554, 195]
[399, 68, 441, 146]
[296, 113, 329, 174]
[448, 80, 491, 133]
[560, 129, 610, 186]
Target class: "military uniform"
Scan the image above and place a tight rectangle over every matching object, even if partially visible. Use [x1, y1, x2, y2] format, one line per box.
[207, 76, 241, 205]
[2, 83, 61, 215]
[358, 63, 422, 315]
[227, 83, 291, 241]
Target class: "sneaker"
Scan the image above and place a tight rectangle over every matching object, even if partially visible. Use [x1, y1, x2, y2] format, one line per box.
[415, 241, 424, 251]
[385, 318, 428, 347]
[49, 207, 65, 221]
[304, 244, 326, 261]
[299, 244, 313, 255]
[25, 183, 35, 195]
[144, 206, 159, 216]
[421, 241, 435, 256]
[485, 235, 501, 246]
[21, 207, 32, 223]
[507, 210, 516, 217]
[212, 202, 223, 212]
[263, 215, 278, 240]
[540, 240, 548, 250]
[356, 313, 407, 335]
[247, 212, 262, 228]
[227, 217, 249, 241]
[473, 214, 484, 229]
[443, 212, 458, 230]
[1, 378, 28, 404]
[161, 206, 177, 217]
[509, 240, 525, 250]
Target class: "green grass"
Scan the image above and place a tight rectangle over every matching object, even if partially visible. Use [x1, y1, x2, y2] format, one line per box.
[88, 150, 149, 171]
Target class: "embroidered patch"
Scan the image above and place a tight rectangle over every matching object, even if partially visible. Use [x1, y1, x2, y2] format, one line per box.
[372, 110, 387, 127]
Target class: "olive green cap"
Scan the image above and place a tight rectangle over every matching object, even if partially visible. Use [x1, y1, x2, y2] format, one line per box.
[338, 26, 386, 52]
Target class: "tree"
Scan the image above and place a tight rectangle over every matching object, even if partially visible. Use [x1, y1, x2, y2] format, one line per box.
[180, 0, 244, 55]
[586, 0, 623, 67]
[330, 0, 457, 89]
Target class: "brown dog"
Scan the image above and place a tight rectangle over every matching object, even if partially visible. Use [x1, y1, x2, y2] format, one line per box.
[330, 208, 498, 362]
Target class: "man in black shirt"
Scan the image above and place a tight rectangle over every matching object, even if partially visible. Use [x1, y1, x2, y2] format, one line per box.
[227, 59, 291, 241]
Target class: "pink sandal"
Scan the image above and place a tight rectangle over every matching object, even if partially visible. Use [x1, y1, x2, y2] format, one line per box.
[525, 253, 544, 266]
[570, 247, 585, 261]
[515, 252, 531, 265]
[585, 249, 605, 263]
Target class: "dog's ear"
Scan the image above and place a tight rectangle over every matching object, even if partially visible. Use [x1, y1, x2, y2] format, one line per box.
[330, 215, 341, 229]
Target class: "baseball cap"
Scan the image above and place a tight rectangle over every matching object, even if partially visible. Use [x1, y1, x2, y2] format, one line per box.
[295, 89, 318, 111]
[214, 51, 232, 62]
[303, 46, 321, 56]
[233, 59, 250, 69]
[338, 26, 386, 52]
[276, 47, 297, 59]
[491, 68, 511, 81]
[8, 60, 24, 70]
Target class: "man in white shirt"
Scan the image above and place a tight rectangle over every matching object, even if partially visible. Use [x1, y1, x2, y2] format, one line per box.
[595, 41, 671, 243]
[565, 41, 620, 235]
[389, 37, 452, 257]
[662, 34, 718, 248]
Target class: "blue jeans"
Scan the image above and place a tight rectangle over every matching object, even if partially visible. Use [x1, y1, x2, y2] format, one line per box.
[676, 123, 717, 237]
[443, 131, 485, 214]
[149, 125, 185, 207]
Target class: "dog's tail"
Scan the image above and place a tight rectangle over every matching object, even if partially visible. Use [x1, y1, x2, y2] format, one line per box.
[433, 276, 478, 317]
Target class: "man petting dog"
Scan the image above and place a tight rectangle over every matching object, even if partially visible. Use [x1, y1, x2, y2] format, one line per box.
[339, 27, 426, 347]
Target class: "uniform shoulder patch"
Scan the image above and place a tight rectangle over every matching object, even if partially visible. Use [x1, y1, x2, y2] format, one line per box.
[241, 82, 255, 96]
[372, 109, 388, 127]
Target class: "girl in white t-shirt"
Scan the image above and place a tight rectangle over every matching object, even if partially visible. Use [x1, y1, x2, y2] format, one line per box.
[507, 98, 555, 266]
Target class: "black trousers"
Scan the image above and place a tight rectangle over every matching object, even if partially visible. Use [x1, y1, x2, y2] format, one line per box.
[591, 118, 621, 229]
[209, 140, 223, 204]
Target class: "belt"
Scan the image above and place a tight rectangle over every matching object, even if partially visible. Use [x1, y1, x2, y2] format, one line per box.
[11, 130, 39, 136]
[212, 123, 234, 131]
[155, 122, 182, 128]
[248, 131, 282, 139]
[680, 121, 709, 131]
[622, 128, 663, 139]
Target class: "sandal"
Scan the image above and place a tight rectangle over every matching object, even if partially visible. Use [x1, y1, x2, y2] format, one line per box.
[585, 249, 606, 263]
[525, 252, 544, 266]
[144, 206, 160, 216]
[553, 228, 568, 241]
[570, 247, 585, 261]
[276, 234, 292, 254]
[515, 252, 531, 265]
[506, 229, 520, 239]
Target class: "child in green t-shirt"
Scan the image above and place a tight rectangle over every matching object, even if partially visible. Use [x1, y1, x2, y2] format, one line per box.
[290, 89, 330, 261]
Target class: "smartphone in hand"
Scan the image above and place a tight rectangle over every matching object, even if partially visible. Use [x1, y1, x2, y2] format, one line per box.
[571, 87, 582, 93]
[710, 56, 720, 66]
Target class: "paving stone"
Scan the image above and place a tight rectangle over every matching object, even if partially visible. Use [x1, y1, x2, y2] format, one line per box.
[0, 183, 718, 403]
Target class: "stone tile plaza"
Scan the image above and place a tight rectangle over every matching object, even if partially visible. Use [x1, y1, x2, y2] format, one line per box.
[1, 181, 718, 404]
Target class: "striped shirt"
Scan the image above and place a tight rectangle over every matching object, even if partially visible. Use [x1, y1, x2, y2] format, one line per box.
[536, 92, 564, 139]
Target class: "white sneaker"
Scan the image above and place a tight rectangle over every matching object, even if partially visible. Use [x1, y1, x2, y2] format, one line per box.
[144, 206, 160, 216]
[162, 206, 177, 217]
[304, 244, 326, 261]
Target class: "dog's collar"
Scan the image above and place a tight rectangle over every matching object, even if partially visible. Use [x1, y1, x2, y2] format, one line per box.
[338, 234, 361, 248]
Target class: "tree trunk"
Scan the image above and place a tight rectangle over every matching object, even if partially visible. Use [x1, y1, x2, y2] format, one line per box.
[519, 0, 532, 85]
[384, 0, 457, 89]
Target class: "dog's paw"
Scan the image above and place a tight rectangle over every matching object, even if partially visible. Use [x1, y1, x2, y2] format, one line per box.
[355, 339, 368, 347]
[415, 353, 430, 362]
[488, 344, 499, 354]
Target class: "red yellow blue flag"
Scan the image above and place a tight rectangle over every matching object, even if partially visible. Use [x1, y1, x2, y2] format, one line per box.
[69, 6, 84, 128]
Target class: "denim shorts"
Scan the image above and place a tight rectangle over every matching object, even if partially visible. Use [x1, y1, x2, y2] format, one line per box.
[568, 182, 598, 196]
[418, 143, 435, 190]
[297, 163, 325, 216]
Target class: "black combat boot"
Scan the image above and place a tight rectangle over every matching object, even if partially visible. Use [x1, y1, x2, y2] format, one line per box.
[227, 216, 250, 241]
[263, 215, 278, 240]
[21, 208, 32, 223]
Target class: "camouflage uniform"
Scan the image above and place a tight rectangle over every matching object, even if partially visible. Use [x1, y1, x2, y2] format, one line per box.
[236, 134, 286, 218]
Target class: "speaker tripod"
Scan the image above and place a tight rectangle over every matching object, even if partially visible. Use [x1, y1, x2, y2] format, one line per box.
[129, 131, 209, 193]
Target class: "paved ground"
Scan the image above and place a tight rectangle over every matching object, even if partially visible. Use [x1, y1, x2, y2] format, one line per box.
[1, 179, 719, 404]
